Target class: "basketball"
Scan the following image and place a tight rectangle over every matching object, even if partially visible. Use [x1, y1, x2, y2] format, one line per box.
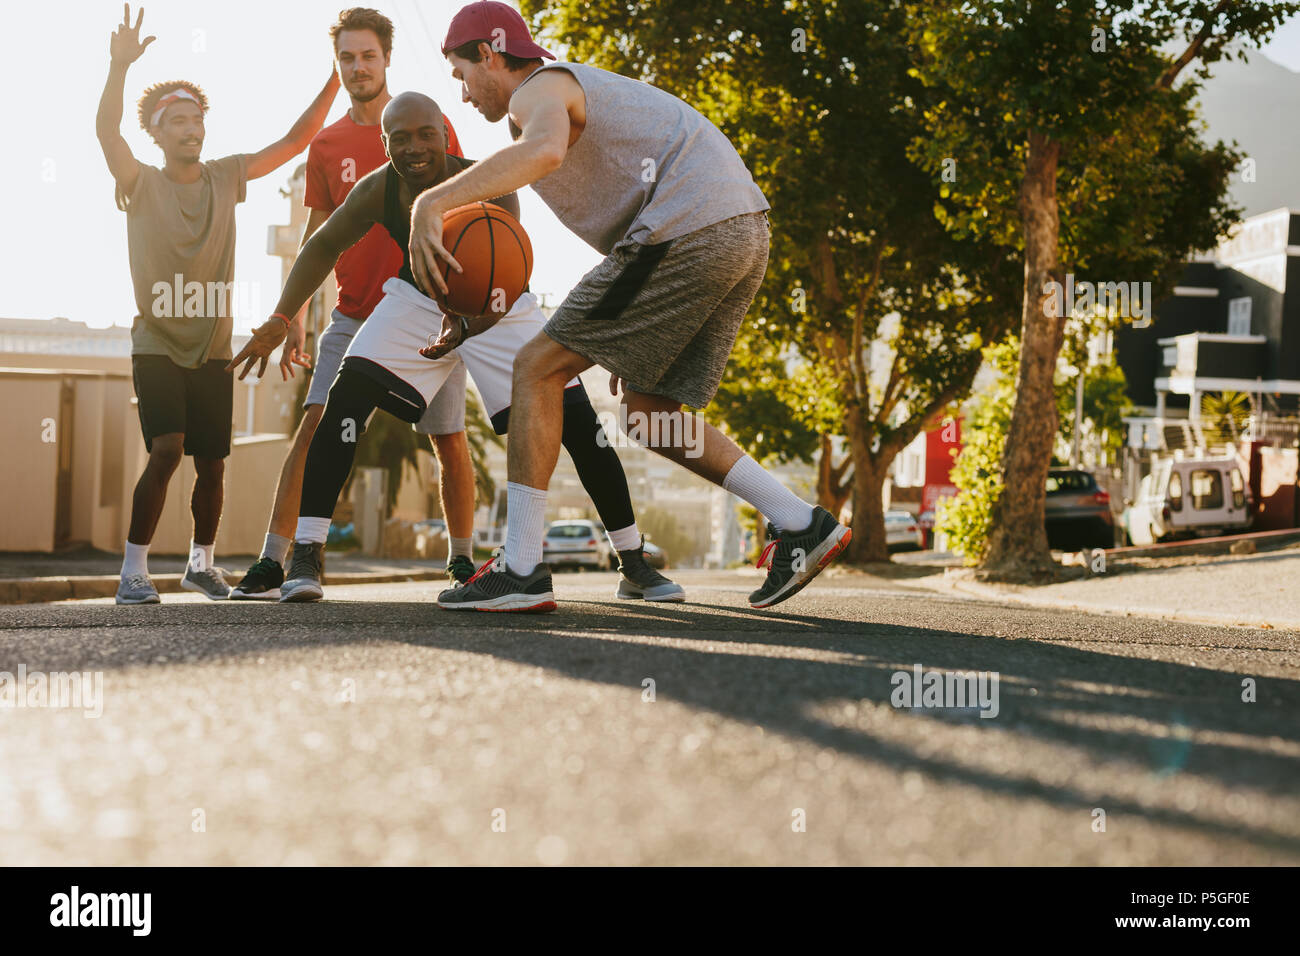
[436, 202, 533, 319]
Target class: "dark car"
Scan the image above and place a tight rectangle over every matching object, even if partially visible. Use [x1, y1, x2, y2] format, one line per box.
[1045, 469, 1114, 550]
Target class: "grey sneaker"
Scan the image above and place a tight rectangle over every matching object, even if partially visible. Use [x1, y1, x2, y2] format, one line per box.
[437, 551, 556, 612]
[280, 542, 326, 603]
[615, 538, 686, 602]
[749, 507, 852, 609]
[181, 564, 231, 601]
[115, 573, 160, 605]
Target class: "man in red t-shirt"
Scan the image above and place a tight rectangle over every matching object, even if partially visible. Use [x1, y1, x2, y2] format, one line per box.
[231, 7, 475, 599]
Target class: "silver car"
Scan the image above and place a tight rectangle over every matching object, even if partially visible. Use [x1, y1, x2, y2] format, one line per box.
[542, 520, 613, 570]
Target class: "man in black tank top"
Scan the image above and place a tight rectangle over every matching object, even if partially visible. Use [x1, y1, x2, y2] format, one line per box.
[227, 91, 685, 606]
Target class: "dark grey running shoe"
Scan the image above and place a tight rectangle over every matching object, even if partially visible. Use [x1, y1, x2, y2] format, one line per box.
[230, 557, 284, 600]
[437, 551, 556, 612]
[279, 542, 326, 603]
[446, 554, 476, 586]
[615, 538, 686, 602]
[749, 507, 852, 609]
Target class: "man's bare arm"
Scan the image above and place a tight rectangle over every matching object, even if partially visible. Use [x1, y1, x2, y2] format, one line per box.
[96, 5, 155, 197]
[245, 71, 342, 181]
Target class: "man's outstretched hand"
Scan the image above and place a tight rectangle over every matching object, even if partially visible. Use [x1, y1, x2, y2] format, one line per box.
[226, 318, 290, 381]
[110, 4, 155, 64]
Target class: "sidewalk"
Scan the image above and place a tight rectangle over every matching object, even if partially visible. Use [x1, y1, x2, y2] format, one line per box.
[0, 549, 448, 604]
[937, 547, 1300, 631]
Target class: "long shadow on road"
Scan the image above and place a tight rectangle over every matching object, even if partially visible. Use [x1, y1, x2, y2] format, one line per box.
[3, 594, 1298, 855]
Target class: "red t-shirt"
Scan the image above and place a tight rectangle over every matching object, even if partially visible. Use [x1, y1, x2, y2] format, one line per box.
[304, 112, 463, 320]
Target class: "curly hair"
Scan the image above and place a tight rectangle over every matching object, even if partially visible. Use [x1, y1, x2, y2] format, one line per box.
[136, 80, 209, 132]
[329, 8, 394, 55]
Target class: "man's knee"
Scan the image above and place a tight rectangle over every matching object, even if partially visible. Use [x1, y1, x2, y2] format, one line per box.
[431, 430, 469, 465]
[147, 434, 184, 473]
[513, 333, 587, 387]
[193, 456, 225, 483]
[294, 404, 326, 448]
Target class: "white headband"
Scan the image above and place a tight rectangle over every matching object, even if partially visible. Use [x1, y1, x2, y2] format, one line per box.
[149, 89, 201, 128]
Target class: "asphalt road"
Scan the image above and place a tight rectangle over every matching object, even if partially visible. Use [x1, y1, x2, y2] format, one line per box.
[1, 570, 1296, 865]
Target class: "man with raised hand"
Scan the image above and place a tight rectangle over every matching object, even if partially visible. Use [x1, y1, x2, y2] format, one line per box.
[229, 7, 479, 600]
[96, 4, 340, 604]
[412, 2, 851, 612]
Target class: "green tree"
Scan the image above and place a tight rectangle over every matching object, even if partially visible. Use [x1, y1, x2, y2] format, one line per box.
[523, 0, 1020, 562]
[908, 0, 1291, 578]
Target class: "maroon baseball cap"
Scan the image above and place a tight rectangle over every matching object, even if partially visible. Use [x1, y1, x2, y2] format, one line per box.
[442, 1, 555, 61]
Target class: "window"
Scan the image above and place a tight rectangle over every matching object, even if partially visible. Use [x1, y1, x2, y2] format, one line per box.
[1189, 469, 1224, 510]
[1230, 468, 1246, 509]
[1162, 346, 1178, 368]
[1167, 471, 1183, 511]
[1228, 297, 1252, 336]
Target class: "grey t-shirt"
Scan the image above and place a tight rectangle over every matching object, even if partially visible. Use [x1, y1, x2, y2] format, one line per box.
[121, 155, 248, 368]
[513, 62, 769, 256]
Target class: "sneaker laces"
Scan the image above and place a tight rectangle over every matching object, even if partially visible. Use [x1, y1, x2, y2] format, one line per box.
[467, 549, 505, 585]
[756, 534, 781, 570]
[248, 556, 279, 576]
[123, 573, 152, 589]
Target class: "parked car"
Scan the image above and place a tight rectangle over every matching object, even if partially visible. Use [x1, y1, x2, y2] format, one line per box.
[1122, 456, 1252, 546]
[884, 509, 925, 551]
[542, 520, 613, 570]
[1045, 469, 1114, 550]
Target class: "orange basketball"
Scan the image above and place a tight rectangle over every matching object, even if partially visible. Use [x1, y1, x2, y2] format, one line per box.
[436, 202, 533, 319]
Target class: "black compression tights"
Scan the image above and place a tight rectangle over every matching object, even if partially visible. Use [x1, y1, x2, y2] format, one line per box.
[300, 369, 385, 519]
[560, 395, 636, 534]
[299, 369, 638, 534]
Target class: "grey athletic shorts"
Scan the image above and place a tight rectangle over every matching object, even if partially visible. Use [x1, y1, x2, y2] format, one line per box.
[306, 309, 466, 435]
[544, 211, 770, 409]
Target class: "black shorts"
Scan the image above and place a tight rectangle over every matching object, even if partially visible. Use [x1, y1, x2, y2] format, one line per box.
[131, 355, 234, 459]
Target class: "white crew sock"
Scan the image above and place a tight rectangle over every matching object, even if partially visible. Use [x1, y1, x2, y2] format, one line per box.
[722, 455, 815, 532]
[448, 536, 474, 561]
[261, 533, 292, 567]
[189, 540, 215, 572]
[294, 517, 332, 545]
[607, 523, 642, 553]
[503, 481, 548, 576]
[121, 541, 149, 578]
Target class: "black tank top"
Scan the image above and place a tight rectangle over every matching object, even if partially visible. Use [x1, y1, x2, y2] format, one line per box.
[381, 157, 479, 291]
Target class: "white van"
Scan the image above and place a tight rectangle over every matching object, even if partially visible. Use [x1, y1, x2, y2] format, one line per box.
[1123, 456, 1252, 545]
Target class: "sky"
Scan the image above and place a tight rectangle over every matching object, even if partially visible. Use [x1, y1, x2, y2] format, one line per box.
[0, 0, 601, 332]
[5, 2, 1300, 333]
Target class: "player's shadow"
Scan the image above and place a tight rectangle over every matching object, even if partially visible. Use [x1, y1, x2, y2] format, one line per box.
[5, 596, 1299, 853]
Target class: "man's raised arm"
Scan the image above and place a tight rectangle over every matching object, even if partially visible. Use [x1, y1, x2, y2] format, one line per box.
[244, 70, 342, 181]
[96, 4, 155, 198]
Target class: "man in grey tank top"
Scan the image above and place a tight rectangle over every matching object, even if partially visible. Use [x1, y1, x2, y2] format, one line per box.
[415, 1, 851, 612]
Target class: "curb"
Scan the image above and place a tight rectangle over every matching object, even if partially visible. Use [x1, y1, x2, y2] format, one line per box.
[940, 576, 1297, 632]
[0, 569, 448, 605]
[1097, 528, 1300, 561]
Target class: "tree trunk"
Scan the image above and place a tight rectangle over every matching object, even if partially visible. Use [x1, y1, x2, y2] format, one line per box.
[844, 418, 890, 563]
[980, 130, 1066, 580]
[816, 434, 852, 521]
